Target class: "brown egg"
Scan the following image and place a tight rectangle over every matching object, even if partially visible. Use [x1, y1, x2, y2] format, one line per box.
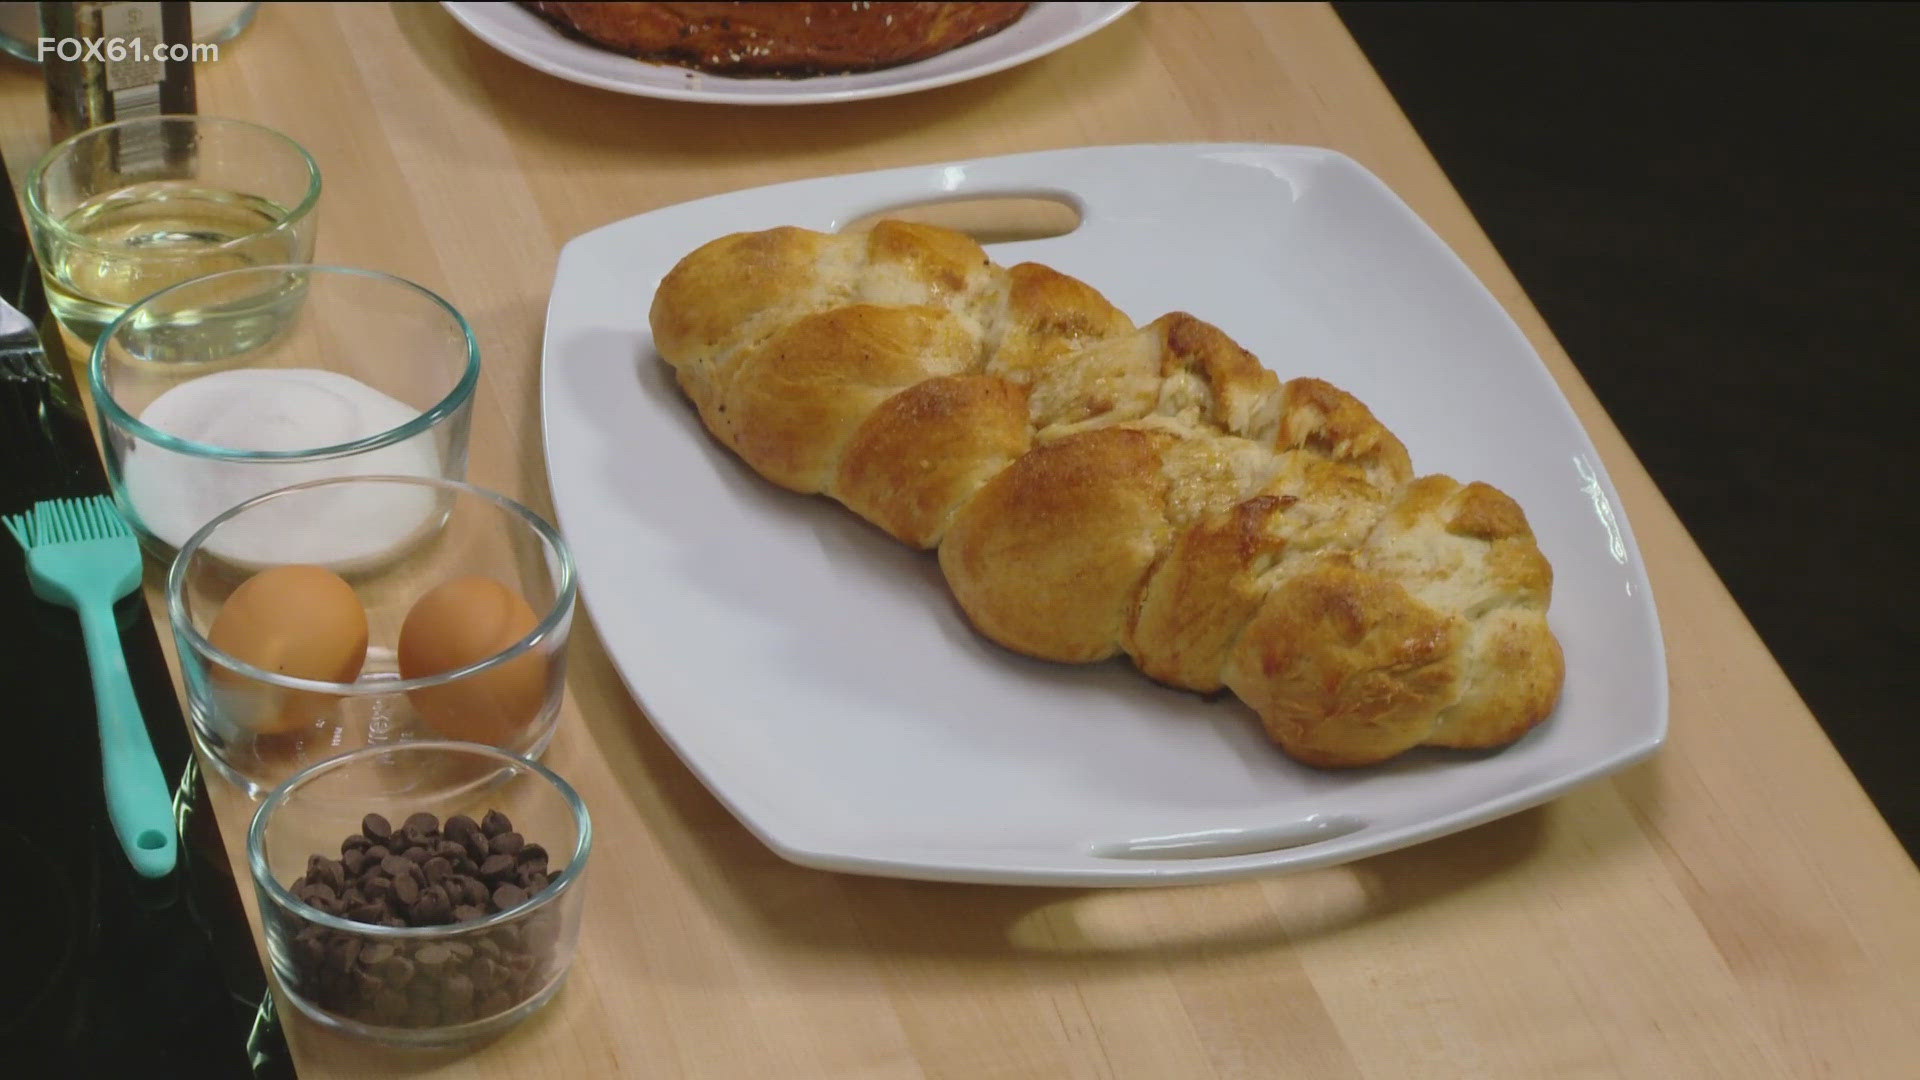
[206, 564, 369, 734]
[398, 576, 550, 746]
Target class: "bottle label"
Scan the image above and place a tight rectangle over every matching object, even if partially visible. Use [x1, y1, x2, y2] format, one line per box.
[99, 2, 163, 97]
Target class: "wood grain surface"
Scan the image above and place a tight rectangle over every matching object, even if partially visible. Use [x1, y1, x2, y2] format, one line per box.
[4, 4, 1916, 1077]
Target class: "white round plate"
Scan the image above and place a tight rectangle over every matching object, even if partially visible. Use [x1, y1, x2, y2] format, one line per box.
[441, 2, 1139, 105]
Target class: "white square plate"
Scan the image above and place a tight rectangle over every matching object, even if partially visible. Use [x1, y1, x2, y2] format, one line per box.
[540, 144, 1667, 885]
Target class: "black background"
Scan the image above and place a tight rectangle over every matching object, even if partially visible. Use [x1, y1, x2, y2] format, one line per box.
[1339, 1, 1917, 856]
[2, 146, 287, 1078]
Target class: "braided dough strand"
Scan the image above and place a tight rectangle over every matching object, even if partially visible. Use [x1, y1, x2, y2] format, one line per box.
[649, 221, 1563, 767]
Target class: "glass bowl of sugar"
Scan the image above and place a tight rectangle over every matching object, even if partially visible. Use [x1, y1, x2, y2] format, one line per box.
[168, 476, 577, 797]
[91, 264, 477, 562]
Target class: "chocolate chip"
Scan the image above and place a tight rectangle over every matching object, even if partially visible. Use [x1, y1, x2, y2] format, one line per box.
[354, 969, 385, 998]
[372, 988, 408, 1022]
[444, 814, 479, 845]
[441, 972, 474, 1010]
[329, 936, 361, 975]
[307, 855, 347, 890]
[442, 875, 475, 905]
[481, 809, 513, 838]
[347, 903, 388, 925]
[281, 807, 562, 1029]
[378, 953, 415, 986]
[469, 956, 500, 989]
[413, 884, 453, 925]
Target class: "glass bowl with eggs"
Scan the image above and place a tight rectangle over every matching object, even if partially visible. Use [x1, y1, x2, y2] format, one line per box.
[167, 476, 577, 796]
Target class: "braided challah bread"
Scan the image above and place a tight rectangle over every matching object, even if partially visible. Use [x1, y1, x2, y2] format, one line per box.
[650, 221, 1563, 767]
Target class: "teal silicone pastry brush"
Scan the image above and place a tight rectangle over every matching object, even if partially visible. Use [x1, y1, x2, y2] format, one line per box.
[5, 496, 177, 878]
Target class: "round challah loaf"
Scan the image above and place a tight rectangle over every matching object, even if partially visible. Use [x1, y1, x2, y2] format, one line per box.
[649, 221, 1563, 767]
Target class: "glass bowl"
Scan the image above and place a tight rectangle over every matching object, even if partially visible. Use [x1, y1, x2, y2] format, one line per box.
[249, 742, 591, 1046]
[92, 264, 477, 559]
[26, 114, 320, 348]
[167, 476, 576, 796]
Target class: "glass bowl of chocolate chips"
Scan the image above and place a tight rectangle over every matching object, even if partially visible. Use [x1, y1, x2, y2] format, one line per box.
[247, 740, 591, 1045]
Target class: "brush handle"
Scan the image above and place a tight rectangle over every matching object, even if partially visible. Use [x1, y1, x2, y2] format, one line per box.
[77, 597, 179, 879]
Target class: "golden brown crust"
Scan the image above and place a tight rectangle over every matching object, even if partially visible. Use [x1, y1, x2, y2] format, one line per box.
[1125, 494, 1292, 692]
[717, 303, 976, 491]
[940, 426, 1175, 662]
[1126, 457, 1394, 693]
[649, 221, 1566, 768]
[1223, 561, 1463, 768]
[989, 261, 1137, 383]
[835, 374, 1031, 548]
[1275, 377, 1414, 492]
[1357, 475, 1562, 751]
[522, 2, 1031, 76]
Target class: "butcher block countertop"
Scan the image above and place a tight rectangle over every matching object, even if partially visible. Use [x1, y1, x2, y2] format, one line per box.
[3, 4, 1916, 1077]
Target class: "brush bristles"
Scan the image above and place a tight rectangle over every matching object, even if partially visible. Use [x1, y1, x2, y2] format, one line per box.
[6, 496, 134, 548]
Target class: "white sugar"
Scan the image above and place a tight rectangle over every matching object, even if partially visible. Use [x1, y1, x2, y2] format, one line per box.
[122, 368, 447, 569]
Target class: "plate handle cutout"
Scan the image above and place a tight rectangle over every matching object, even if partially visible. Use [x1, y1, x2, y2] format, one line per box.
[839, 194, 1082, 244]
[1090, 815, 1368, 861]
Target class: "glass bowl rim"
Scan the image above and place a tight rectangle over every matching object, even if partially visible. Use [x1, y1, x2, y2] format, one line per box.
[166, 475, 577, 694]
[247, 740, 593, 939]
[25, 113, 323, 257]
[88, 263, 480, 462]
